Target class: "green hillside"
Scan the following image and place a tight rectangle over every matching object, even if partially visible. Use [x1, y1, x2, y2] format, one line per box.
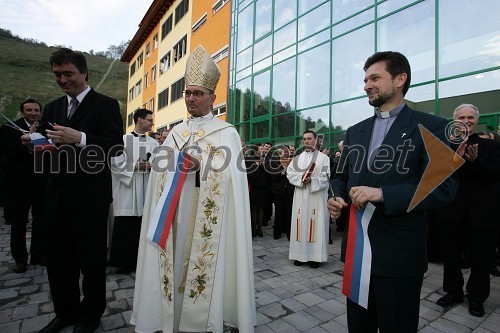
[0, 29, 128, 126]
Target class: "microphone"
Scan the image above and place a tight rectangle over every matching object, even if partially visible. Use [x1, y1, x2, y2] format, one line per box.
[146, 152, 151, 162]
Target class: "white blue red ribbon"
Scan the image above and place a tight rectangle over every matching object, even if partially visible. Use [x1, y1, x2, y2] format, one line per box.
[147, 151, 192, 249]
[342, 202, 376, 309]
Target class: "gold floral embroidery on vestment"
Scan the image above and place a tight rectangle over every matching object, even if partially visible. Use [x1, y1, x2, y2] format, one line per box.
[189, 171, 221, 302]
[182, 129, 205, 138]
[160, 249, 173, 301]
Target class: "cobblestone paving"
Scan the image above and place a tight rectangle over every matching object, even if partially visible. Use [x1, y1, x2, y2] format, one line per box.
[1, 208, 499, 333]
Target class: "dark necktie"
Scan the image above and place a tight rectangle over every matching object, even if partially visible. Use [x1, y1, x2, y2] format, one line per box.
[68, 98, 79, 120]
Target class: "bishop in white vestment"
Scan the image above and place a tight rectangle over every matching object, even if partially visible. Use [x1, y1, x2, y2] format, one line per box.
[131, 46, 256, 333]
[287, 131, 331, 267]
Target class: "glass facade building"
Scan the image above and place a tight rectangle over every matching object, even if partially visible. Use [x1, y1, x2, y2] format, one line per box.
[228, 0, 500, 148]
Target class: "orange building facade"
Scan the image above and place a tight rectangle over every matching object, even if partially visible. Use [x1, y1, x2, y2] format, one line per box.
[121, 0, 232, 133]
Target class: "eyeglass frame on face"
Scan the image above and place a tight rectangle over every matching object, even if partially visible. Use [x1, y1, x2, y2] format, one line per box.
[183, 89, 213, 99]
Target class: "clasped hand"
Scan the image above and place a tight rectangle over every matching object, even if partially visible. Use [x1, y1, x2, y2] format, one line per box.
[46, 125, 82, 145]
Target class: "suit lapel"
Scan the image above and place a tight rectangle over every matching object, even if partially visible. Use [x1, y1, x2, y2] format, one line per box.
[354, 116, 375, 185]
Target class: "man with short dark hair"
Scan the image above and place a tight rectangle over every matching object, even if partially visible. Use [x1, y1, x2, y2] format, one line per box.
[328, 51, 457, 332]
[109, 108, 158, 272]
[1, 98, 47, 273]
[27, 48, 123, 333]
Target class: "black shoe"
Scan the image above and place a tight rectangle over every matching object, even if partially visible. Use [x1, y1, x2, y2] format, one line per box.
[468, 298, 485, 317]
[72, 321, 100, 333]
[489, 265, 500, 277]
[309, 261, 320, 269]
[329, 239, 333, 244]
[40, 317, 76, 333]
[14, 262, 27, 274]
[437, 292, 464, 307]
[293, 260, 303, 266]
[257, 229, 263, 237]
[30, 255, 48, 266]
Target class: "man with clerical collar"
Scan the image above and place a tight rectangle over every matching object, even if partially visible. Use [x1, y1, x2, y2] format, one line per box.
[109, 109, 158, 272]
[287, 130, 331, 269]
[132, 45, 256, 333]
[328, 51, 457, 332]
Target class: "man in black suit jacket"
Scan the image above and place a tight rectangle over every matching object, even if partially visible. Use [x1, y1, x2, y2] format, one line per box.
[26, 48, 123, 333]
[436, 104, 500, 317]
[1, 98, 47, 273]
[328, 51, 458, 332]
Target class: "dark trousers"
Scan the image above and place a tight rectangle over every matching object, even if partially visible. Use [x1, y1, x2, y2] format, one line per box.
[109, 216, 142, 269]
[46, 204, 109, 324]
[272, 192, 293, 239]
[10, 190, 46, 264]
[347, 275, 423, 333]
[443, 222, 497, 303]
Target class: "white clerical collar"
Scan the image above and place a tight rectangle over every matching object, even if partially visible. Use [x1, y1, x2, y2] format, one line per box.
[375, 103, 405, 119]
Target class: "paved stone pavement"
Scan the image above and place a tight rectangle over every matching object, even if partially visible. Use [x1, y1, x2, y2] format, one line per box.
[1, 207, 499, 333]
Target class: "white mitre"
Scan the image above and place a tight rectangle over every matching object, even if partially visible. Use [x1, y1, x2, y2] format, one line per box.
[184, 45, 221, 91]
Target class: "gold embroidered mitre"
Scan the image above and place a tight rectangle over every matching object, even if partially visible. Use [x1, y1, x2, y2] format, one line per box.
[185, 45, 221, 91]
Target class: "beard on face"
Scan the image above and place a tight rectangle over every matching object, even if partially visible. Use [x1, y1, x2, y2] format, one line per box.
[367, 86, 396, 107]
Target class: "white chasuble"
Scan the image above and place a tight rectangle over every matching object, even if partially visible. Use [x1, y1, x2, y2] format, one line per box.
[131, 117, 256, 333]
[287, 150, 331, 263]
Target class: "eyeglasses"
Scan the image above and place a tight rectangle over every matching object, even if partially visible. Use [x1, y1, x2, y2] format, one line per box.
[183, 90, 212, 99]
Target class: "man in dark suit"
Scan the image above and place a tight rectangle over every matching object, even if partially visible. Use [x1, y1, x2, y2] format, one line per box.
[24, 48, 123, 333]
[328, 51, 458, 332]
[436, 104, 500, 317]
[1, 98, 47, 273]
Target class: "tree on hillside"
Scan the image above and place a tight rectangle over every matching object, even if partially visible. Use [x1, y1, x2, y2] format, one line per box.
[107, 40, 130, 59]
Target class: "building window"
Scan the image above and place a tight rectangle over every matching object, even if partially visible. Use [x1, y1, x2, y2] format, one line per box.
[175, 0, 189, 24]
[212, 45, 229, 63]
[153, 34, 158, 49]
[169, 119, 183, 128]
[160, 51, 171, 74]
[128, 88, 134, 101]
[158, 88, 169, 110]
[134, 80, 142, 97]
[149, 98, 155, 112]
[144, 73, 149, 89]
[137, 52, 144, 67]
[145, 43, 150, 59]
[129, 61, 136, 77]
[151, 65, 157, 82]
[213, 103, 227, 116]
[173, 35, 187, 64]
[212, 0, 229, 15]
[192, 13, 207, 33]
[171, 77, 185, 102]
[161, 15, 173, 40]
[127, 113, 133, 126]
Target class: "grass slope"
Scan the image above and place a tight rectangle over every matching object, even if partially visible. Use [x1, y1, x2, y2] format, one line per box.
[0, 33, 128, 125]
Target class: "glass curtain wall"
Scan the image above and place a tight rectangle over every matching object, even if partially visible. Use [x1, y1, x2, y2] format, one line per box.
[229, 0, 500, 148]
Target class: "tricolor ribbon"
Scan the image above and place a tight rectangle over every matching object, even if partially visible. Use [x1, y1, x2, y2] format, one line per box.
[342, 202, 376, 309]
[147, 151, 192, 249]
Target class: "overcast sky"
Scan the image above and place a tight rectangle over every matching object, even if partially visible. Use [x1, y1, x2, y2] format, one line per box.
[0, 0, 153, 52]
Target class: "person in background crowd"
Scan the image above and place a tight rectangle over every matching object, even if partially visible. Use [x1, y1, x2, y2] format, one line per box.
[159, 128, 170, 145]
[268, 145, 294, 240]
[131, 45, 255, 333]
[328, 51, 457, 332]
[246, 144, 271, 237]
[27, 48, 123, 333]
[150, 132, 161, 144]
[288, 130, 330, 269]
[436, 106, 500, 318]
[262, 141, 274, 226]
[1, 98, 47, 273]
[109, 109, 158, 272]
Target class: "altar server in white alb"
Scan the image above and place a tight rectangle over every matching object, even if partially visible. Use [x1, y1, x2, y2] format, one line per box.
[287, 130, 331, 269]
[109, 108, 158, 271]
[131, 45, 256, 333]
